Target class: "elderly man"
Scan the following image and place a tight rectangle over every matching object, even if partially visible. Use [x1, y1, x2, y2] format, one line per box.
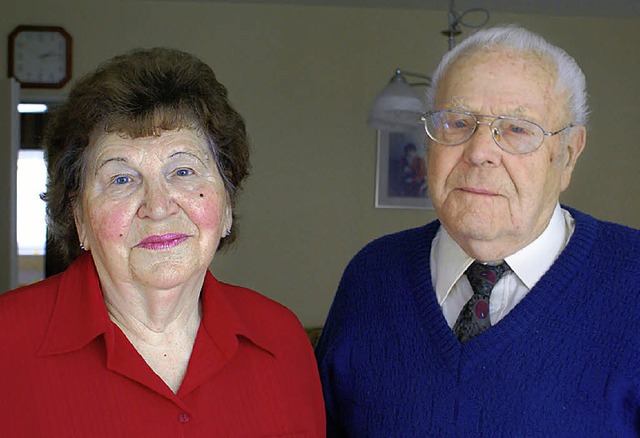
[315, 26, 640, 436]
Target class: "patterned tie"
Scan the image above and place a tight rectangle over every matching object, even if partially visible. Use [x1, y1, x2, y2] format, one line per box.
[453, 261, 511, 343]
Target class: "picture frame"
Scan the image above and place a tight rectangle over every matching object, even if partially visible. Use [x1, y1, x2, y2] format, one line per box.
[375, 128, 433, 209]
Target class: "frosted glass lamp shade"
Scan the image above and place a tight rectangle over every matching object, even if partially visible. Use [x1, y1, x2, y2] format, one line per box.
[367, 74, 427, 131]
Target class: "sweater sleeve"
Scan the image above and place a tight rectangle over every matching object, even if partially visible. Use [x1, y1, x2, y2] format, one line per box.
[315, 256, 364, 437]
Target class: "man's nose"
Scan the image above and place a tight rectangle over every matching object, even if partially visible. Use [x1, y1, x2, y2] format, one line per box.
[463, 120, 502, 165]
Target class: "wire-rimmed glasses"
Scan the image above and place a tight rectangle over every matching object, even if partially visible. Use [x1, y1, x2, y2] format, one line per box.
[421, 109, 575, 155]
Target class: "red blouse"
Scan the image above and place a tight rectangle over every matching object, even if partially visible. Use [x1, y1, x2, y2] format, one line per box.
[0, 253, 325, 437]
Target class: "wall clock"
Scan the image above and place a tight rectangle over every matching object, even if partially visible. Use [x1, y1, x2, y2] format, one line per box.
[7, 25, 72, 89]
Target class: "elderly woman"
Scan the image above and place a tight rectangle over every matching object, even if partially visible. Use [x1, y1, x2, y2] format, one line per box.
[0, 48, 325, 436]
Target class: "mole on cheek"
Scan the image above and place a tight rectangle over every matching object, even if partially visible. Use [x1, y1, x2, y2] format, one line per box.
[199, 193, 204, 198]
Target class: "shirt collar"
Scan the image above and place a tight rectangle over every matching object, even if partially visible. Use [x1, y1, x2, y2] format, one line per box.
[432, 203, 572, 304]
[504, 204, 573, 289]
[200, 271, 277, 359]
[39, 252, 276, 358]
[431, 227, 474, 306]
[39, 252, 112, 356]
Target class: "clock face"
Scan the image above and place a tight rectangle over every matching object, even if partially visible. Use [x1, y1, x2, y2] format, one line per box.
[8, 26, 72, 88]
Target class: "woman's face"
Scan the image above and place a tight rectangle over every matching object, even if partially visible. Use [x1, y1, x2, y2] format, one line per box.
[75, 128, 232, 291]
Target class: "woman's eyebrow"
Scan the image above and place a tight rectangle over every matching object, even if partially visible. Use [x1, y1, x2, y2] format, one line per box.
[94, 150, 209, 176]
[169, 150, 208, 166]
[95, 157, 127, 175]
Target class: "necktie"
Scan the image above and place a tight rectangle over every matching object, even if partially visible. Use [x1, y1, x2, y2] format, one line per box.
[453, 261, 511, 343]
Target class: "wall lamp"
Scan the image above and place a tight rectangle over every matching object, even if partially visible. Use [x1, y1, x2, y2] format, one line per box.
[366, 69, 431, 131]
[366, 0, 489, 131]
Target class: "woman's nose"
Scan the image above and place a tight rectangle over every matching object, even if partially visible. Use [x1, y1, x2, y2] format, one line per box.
[137, 180, 179, 219]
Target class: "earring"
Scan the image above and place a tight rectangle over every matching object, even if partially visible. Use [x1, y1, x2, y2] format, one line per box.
[80, 243, 85, 251]
[224, 229, 231, 237]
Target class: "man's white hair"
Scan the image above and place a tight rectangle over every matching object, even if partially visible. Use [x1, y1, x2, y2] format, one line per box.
[425, 25, 589, 126]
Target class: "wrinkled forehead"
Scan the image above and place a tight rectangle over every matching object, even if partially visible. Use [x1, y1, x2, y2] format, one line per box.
[445, 46, 558, 78]
[99, 106, 205, 139]
[436, 48, 569, 121]
[86, 107, 212, 152]
[80, 109, 215, 180]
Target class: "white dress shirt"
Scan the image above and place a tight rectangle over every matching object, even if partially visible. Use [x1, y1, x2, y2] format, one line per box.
[431, 204, 575, 328]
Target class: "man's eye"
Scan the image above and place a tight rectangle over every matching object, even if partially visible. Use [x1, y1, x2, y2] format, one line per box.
[175, 168, 193, 177]
[114, 175, 131, 185]
[445, 118, 471, 129]
[504, 123, 534, 136]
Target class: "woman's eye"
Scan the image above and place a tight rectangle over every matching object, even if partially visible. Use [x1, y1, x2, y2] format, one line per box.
[175, 168, 193, 177]
[114, 175, 131, 185]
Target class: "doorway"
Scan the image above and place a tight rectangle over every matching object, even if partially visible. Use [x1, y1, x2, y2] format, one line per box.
[18, 100, 66, 285]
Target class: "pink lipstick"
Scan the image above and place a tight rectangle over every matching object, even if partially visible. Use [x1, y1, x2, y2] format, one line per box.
[136, 233, 188, 250]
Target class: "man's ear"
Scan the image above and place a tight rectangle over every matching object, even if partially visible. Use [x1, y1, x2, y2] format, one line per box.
[560, 126, 586, 191]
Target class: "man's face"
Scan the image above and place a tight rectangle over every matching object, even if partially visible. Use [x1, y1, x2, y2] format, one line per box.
[427, 49, 585, 261]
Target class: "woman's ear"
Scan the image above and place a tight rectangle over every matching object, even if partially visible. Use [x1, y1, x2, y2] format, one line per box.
[73, 204, 89, 251]
[222, 203, 233, 237]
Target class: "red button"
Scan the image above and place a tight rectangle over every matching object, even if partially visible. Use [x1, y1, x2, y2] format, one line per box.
[178, 412, 190, 423]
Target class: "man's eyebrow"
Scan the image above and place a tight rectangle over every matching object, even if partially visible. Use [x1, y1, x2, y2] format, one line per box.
[447, 97, 469, 110]
[446, 98, 532, 117]
[505, 106, 531, 118]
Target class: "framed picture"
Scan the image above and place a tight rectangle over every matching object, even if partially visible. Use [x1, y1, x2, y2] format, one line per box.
[375, 128, 433, 209]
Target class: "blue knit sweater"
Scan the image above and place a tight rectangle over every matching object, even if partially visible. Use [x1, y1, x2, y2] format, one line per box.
[315, 208, 640, 437]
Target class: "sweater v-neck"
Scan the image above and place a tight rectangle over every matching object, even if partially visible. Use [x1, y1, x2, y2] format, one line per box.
[409, 208, 599, 376]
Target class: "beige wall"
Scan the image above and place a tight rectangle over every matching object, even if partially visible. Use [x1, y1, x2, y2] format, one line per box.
[2, 0, 639, 326]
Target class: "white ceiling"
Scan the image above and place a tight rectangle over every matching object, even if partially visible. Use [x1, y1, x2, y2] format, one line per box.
[171, 0, 640, 19]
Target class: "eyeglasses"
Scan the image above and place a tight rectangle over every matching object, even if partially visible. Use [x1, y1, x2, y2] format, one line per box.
[421, 110, 575, 155]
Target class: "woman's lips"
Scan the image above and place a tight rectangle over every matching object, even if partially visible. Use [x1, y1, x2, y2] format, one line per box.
[135, 233, 189, 250]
